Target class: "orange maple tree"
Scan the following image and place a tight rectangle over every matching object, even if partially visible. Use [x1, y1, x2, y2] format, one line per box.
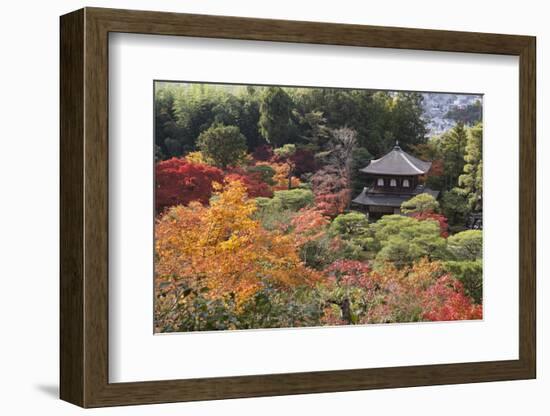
[155, 179, 319, 306]
[256, 161, 301, 190]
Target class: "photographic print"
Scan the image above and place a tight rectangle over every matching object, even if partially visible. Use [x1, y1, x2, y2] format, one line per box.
[154, 82, 483, 333]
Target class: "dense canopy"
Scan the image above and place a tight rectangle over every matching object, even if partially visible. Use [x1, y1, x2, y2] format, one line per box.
[153, 82, 483, 332]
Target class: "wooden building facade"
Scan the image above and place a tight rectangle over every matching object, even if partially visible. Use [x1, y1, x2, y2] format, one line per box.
[352, 143, 439, 219]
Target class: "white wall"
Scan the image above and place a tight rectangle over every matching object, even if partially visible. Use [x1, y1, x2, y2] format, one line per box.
[0, 0, 546, 414]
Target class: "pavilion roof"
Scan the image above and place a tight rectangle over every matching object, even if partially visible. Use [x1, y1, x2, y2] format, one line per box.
[360, 143, 432, 176]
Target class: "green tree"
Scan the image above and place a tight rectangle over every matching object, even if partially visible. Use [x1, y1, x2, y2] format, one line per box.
[291, 89, 426, 158]
[371, 215, 447, 267]
[401, 193, 440, 214]
[210, 91, 263, 151]
[173, 84, 228, 154]
[447, 230, 483, 260]
[388, 92, 427, 153]
[247, 165, 276, 185]
[330, 212, 370, 238]
[350, 147, 373, 196]
[459, 123, 483, 210]
[294, 110, 331, 149]
[159, 84, 263, 158]
[329, 212, 373, 260]
[329, 212, 373, 259]
[441, 188, 470, 226]
[197, 123, 247, 168]
[257, 188, 314, 212]
[258, 87, 294, 147]
[356, 91, 392, 156]
[443, 260, 483, 303]
[273, 188, 314, 211]
[154, 144, 164, 162]
[438, 123, 468, 190]
[234, 89, 263, 150]
[254, 198, 295, 231]
[154, 83, 189, 158]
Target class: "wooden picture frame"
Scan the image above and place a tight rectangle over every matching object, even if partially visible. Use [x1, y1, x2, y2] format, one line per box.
[60, 7, 536, 408]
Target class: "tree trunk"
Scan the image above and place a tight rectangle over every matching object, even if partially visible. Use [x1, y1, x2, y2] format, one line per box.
[340, 298, 352, 324]
[287, 162, 292, 190]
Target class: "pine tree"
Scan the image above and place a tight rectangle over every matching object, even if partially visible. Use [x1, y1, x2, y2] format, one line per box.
[439, 122, 468, 190]
[197, 123, 247, 168]
[258, 87, 293, 147]
[459, 124, 483, 210]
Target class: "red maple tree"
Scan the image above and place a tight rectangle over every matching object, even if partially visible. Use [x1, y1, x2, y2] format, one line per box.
[290, 148, 317, 176]
[311, 167, 351, 217]
[325, 260, 371, 289]
[421, 275, 482, 321]
[225, 168, 273, 198]
[155, 158, 223, 214]
[410, 212, 450, 238]
[251, 144, 274, 161]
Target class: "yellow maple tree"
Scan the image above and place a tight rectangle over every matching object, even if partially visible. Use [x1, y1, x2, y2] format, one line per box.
[155, 179, 319, 306]
[256, 161, 301, 190]
[184, 150, 208, 164]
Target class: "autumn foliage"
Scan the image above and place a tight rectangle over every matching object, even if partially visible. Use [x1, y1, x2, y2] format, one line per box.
[153, 83, 484, 333]
[325, 260, 371, 289]
[154, 151, 482, 332]
[264, 161, 301, 190]
[155, 180, 319, 310]
[366, 259, 481, 323]
[290, 207, 330, 246]
[290, 148, 317, 176]
[225, 167, 273, 198]
[421, 275, 482, 321]
[411, 212, 450, 238]
[311, 167, 351, 216]
[154, 144, 481, 332]
[251, 144, 274, 161]
[155, 158, 223, 213]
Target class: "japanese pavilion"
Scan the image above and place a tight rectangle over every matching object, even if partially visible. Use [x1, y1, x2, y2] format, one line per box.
[352, 142, 439, 219]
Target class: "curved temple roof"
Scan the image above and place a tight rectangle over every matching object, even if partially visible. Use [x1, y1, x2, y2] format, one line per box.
[361, 144, 432, 176]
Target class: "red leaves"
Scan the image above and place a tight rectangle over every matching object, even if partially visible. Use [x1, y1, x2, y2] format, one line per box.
[290, 148, 317, 176]
[155, 159, 275, 214]
[421, 275, 483, 321]
[252, 144, 274, 161]
[314, 190, 351, 217]
[311, 167, 351, 216]
[154, 149, 482, 329]
[325, 260, 371, 289]
[155, 180, 320, 308]
[155, 158, 223, 213]
[290, 207, 330, 246]
[410, 212, 450, 238]
[225, 167, 274, 198]
[336, 259, 483, 324]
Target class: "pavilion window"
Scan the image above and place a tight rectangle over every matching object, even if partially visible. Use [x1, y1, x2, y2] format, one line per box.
[377, 178, 384, 186]
[402, 179, 410, 188]
[390, 179, 397, 187]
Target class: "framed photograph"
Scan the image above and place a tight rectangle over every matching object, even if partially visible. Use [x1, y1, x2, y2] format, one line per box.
[60, 7, 536, 408]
